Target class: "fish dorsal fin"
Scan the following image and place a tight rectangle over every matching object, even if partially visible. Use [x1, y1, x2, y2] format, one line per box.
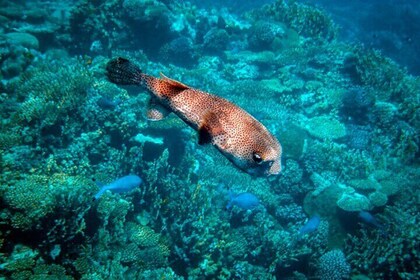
[159, 73, 189, 90]
[198, 111, 228, 149]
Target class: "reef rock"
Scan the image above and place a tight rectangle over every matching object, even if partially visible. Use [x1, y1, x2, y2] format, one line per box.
[5, 32, 39, 49]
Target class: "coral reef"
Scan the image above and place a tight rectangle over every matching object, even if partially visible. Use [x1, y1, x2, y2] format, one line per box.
[345, 204, 419, 279]
[256, 0, 338, 41]
[14, 58, 92, 127]
[0, 0, 419, 279]
[318, 250, 351, 280]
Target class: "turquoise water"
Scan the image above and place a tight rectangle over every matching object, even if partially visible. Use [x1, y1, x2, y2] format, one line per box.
[0, 0, 418, 279]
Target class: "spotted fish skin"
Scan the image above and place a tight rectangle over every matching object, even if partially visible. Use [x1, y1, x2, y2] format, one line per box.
[106, 57, 282, 176]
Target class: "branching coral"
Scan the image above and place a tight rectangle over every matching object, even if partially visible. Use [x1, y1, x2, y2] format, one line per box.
[344, 204, 419, 278]
[317, 250, 351, 280]
[14, 58, 93, 127]
[1, 172, 95, 255]
[4, 175, 56, 230]
[347, 47, 408, 99]
[68, 0, 126, 53]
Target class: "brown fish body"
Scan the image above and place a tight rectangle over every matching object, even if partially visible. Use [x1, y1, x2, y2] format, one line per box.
[106, 57, 282, 176]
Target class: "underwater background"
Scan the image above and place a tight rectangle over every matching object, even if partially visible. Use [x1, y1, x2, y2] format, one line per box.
[0, 0, 419, 279]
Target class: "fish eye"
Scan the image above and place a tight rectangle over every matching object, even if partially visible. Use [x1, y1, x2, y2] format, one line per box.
[252, 152, 263, 164]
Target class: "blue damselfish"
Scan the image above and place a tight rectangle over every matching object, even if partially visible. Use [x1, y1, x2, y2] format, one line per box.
[298, 215, 320, 239]
[226, 191, 259, 210]
[93, 175, 142, 200]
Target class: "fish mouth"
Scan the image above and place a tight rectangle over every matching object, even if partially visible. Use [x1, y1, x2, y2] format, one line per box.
[243, 160, 281, 177]
[267, 160, 281, 175]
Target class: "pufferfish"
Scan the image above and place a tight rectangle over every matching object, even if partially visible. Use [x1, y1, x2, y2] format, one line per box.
[106, 57, 282, 176]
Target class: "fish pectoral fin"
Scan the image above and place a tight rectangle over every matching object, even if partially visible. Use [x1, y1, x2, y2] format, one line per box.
[159, 73, 189, 90]
[146, 98, 170, 121]
[198, 112, 228, 149]
[198, 125, 212, 145]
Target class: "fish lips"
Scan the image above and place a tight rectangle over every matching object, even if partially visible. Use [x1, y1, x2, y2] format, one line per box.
[244, 159, 281, 176]
[267, 159, 281, 175]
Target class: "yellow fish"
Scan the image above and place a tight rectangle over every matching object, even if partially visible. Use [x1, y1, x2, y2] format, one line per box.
[106, 57, 282, 176]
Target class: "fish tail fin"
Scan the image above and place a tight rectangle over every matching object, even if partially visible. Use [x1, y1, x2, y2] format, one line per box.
[226, 189, 234, 210]
[93, 188, 105, 200]
[92, 180, 105, 200]
[226, 201, 232, 210]
[106, 57, 144, 85]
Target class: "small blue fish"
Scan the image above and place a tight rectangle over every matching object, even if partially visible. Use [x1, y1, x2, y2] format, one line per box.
[358, 211, 388, 237]
[226, 191, 259, 210]
[93, 175, 142, 200]
[359, 211, 385, 229]
[298, 215, 320, 239]
[97, 97, 121, 110]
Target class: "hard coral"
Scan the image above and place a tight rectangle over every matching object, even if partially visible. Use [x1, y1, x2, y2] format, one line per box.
[318, 250, 350, 280]
[305, 116, 346, 140]
[248, 21, 279, 50]
[345, 205, 419, 278]
[203, 28, 229, 53]
[123, 0, 169, 22]
[340, 87, 375, 125]
[346, 47, 407, 98]
[15, 58, 93, 127]
[159, 36, 196, 66]
[68, 0, 125, 53]
[4, 175, 55, 230]
[259, 0, 338, 41]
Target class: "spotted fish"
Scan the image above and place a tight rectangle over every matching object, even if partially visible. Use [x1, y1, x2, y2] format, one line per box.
[106, 57, 282, 176]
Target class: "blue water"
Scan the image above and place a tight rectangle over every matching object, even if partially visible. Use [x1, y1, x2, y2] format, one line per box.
[0, 0, 418, 279]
